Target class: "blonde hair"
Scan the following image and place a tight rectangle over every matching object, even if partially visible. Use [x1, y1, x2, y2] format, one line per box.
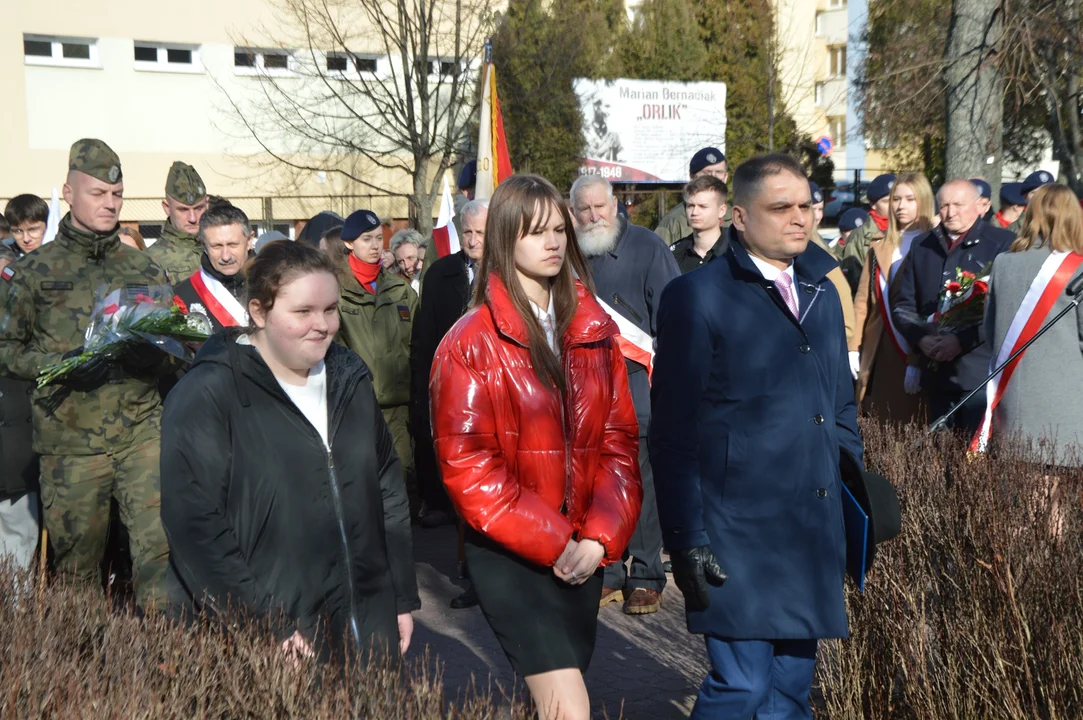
[1012, 184, 1083, 253]
[883, 173, 935, 252]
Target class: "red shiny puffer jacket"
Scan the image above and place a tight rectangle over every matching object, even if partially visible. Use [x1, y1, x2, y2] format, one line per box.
[430, 274, 642, 568]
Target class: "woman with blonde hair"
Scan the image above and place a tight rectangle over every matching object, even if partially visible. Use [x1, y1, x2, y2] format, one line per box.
[979, 184, 1083, 465]
[851, 172, 936, 422]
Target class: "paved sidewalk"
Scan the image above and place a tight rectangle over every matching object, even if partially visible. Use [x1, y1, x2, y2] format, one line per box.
[409, 525, 708, 719]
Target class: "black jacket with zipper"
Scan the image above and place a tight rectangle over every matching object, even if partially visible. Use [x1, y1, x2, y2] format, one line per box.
[160, 332, 420, 661]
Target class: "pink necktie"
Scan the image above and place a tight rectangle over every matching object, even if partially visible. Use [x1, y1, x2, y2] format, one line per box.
[776, 272, 799, 319]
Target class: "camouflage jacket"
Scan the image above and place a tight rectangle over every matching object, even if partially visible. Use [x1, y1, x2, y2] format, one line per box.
[0, 215, 175, 455]
[145, 220, 202, 284]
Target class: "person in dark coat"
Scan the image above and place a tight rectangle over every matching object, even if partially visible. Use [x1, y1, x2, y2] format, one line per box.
[891, 179, 1015, 433]
[295, 210, 344, 248]
[570, 173, 679, 616]
[650, 154, 864, 719]
[0, 266, 39, 568]
[171, 204, 251, 332]
[161, 241, 420, 664]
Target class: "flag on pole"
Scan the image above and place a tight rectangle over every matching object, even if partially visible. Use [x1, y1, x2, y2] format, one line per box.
[42, 187, 61, 245]
[475, 63, 513, 200]
[432, 174, 460, 257]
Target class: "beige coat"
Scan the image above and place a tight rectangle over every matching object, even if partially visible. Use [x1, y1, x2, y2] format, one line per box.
[852, 240, 925, 423]
[810, 234, 857, 346]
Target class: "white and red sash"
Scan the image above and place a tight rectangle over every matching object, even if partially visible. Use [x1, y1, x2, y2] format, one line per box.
[873, 262, 911, 358]
[190, 269, 248, 328]
[597, 296, 654, 380]
[970, 251, 1083, 452]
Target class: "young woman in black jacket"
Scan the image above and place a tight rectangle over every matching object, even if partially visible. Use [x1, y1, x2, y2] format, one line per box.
[160, 240, 419, 663]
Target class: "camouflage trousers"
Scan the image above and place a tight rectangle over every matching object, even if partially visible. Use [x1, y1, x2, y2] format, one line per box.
[39, 424, 169, 609]
[381, 404, 418, 516]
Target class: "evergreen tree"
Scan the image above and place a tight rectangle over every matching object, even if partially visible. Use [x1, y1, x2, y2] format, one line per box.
[618, 0, 707, 81]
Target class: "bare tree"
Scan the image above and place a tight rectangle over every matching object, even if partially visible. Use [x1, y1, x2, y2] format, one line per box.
[219, 0, 493, 236]
[944, 0, 1005, 193]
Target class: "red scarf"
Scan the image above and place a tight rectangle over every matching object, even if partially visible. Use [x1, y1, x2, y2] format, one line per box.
[348, 254, 381, 294]
[870, 210, 890, 233]
[994, 211, 1011, 228]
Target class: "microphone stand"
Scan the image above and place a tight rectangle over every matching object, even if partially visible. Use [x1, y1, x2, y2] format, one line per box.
[928, 278, 1083, 434]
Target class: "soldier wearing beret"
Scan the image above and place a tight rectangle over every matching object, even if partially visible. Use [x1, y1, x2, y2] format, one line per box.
[1004, 170, 1056, 234]
[146, 161, 209, 284]
[0, 139, 178, 608]
[334, 209, 420, 515]
[838, 173, 896, 295]
[655, 147, 731, 247]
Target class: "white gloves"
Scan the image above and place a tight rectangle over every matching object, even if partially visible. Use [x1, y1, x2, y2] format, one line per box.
[904, 365, 922, 395]
[848, 351, 860, 380]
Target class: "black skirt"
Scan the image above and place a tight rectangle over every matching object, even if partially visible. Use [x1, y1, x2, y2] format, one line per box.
[465, 530, 603, 677]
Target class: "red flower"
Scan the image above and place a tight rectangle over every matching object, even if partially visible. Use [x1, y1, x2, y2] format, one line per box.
[135, 293, 155, 304]
[945, 281, 962, 293]
[973, 280, 989, 294]
[961, 271, 976, 279]
[172, 295, 188, 314]
[102, 304, 120, 316]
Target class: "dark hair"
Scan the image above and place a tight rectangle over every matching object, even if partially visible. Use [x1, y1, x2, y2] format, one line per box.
[0, 216, 9, 237]
[732, 153, 806, 207]
[206, 195, 233, 211]
[683, 175, 729, 203]
[245, 240, 339, 324]
[318, 226, 351, 275]
[473, 173, 596, 392]
[4, 194, 49, 227]
[199, 204, 251, 244]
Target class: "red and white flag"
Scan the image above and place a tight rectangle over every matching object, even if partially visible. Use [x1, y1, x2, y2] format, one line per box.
[971, 250, 1083, 453]
[432, 175, 460, 258]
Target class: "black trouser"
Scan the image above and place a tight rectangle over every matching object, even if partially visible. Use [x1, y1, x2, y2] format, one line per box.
[603, 437, 666, 594]
[929, 385, 985, 437]
[413, 424, 454, 514]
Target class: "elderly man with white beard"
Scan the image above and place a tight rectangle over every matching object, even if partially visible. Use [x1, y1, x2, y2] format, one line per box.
[570, 174, 680, 616]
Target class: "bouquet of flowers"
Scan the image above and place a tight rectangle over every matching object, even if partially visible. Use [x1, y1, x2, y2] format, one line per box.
[931, 265, 991, 331]
[37, 286, 212, 388]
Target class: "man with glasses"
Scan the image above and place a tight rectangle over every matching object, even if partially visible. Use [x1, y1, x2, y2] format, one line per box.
[4, 195, 50, 258]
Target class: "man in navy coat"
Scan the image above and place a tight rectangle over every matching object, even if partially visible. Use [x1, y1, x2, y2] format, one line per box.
[890, 179, 1015, 433]
[650, 153, 864, 719]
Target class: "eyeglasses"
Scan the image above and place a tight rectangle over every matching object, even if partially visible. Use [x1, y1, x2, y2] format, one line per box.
[12, 225, 47, 240]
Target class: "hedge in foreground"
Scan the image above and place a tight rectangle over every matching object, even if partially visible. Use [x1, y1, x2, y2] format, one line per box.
[818, 421, 1083, 719]
[0, 571, 531, 719]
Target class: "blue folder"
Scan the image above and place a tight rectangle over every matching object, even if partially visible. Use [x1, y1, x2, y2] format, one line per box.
[841, 483, 869, 592]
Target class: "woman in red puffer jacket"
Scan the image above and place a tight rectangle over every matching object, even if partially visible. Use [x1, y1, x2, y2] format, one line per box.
[430, 174, 642, 719]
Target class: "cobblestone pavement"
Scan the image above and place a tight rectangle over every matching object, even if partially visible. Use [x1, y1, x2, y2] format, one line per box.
[409, 524, 708, 719]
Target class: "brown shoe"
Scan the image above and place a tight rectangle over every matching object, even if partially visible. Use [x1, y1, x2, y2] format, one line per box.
[599, 586, 624, 608]
[623, 588, 661, 615]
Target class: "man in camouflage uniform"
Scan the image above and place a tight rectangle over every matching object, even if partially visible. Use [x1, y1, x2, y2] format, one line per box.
[0, 139, 178, 608]
[145, 161, 208, 284]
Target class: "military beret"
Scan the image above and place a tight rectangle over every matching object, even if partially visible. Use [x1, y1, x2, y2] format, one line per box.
[166, 162, 207, 205]
[1021, 170, 1055, 195]
[690, 147, 725, 177]
[69, 138, 122, 184]
[999, 181, 1027, 207]
[809, 181, 824, 205]
[866, 174, 896, 203]
[458, 160, 477, 190]
[839, 207, 867, 232]
[970, 178, 991, 199]
[342, 209, 381, 241]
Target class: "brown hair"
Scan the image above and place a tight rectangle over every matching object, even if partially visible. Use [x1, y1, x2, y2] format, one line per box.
[473, 174, 596, 392]
[884, 173, 935, 253]
[119, 226, 147, 250]
[683, 174, 728, 203]
[1012, 184, 1083, 253]
[245, 240, 339, 324]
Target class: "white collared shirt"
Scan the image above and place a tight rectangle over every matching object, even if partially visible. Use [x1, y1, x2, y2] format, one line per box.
[530, 292, 559, 355]
[747, 253, 796, 286]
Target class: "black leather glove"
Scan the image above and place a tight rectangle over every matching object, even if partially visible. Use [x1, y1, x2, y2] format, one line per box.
[671, 545, 728, 612]
[120, 342, 166, 373]
[62, 346, 115, 390]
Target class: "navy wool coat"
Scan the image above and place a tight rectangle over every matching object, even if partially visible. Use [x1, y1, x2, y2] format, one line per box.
[649, 235, 864, 640]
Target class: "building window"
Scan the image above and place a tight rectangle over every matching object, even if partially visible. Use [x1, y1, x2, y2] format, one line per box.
[326, 52, 379, 76]
[139, 223, 164, 241]
[828, 116, 846, 146]
[815, 82, 825, 107]
[234, 47, 295, 76]
[133, 42, 203, 73]
[830, 46, 847, 77]
[23, 34, 100, 68]
[829, 0, 846, 8]
[815, 12, 824, 36]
